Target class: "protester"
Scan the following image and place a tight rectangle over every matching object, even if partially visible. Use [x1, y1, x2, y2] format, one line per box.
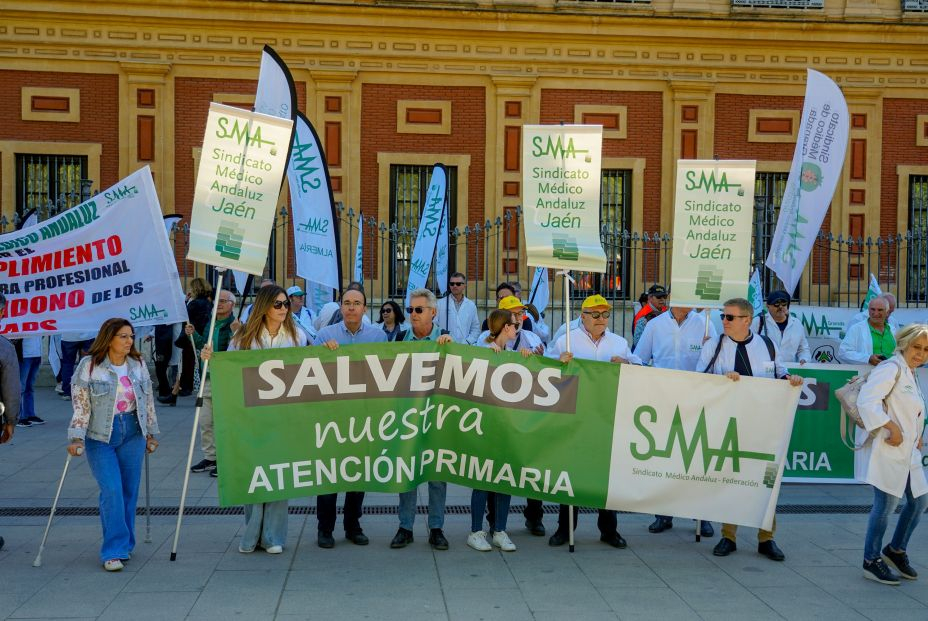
[314, 287, 387, 548]
[482, 283, 534, 333]
[635, 301, 716, 536]
[287, 285, 317, 343]
[698, 298, 803, 562]
[202, 286, 305, 554]
[436, 271, 481, 344]
[315, 281, 371, 329]
[0, 294, 20, 553]
[856, 323, 928, 585]
[752, 290, 811, 364]
[839, 296, 896, 366]
[632, 284, 668, 339]
[847, 293, 900, 333]
[466, 309, 531, 552]
[152, 323, 182, 406]
[178, 277, 213, 396]
[59, 330, 96, 401]
[377, 300, 405, 341]
[15, 335, 44, 426]
[67, 318, 159, 571]
[186, 290, 241, 477]
[545, 294, 638, 549]
[391, 288, 453, 550]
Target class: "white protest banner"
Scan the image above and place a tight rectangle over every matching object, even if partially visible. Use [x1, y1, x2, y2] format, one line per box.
[435, 195, 449, 295]
[188, 103, 293, 274]
[528, 266, 550, 314]
[354, 213, 364, 283]
[522, 125, 606, 272]
[748, 268, 765, 317]
[766, 69, 849, 294]
[670, 160, 756, 309]
[288, 113, 341, 292]
[607, 365, 800, 530]
[254, 45, 297, 121]
[405, 164, 447, 304]
[0, 167, 187, 336]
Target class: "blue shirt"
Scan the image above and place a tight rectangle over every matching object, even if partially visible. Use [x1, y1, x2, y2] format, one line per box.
[314, 321, 387, 346]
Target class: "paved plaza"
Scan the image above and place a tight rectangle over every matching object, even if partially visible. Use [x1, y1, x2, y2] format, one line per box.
[1, 386, 926, 620]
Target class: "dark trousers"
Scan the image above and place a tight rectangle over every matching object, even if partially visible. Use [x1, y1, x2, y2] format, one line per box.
[179, 341, 195, 392]
[487, 494, 544, 526]
[61, 339, 94, 397]
[316, 492, 365, 535]
[155, 360, 175, 397]
[557, 505, 617, 536]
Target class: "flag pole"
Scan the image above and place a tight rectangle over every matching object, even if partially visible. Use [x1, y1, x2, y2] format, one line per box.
[696, 308, 712, 543]
[558, 268, 575, 553]
[170, 266, 225, 561]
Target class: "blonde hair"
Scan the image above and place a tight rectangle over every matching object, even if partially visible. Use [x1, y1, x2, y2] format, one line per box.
[895, 323, 928, 354]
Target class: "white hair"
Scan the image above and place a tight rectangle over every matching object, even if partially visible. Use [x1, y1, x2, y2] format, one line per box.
[409, 288, 437, 309]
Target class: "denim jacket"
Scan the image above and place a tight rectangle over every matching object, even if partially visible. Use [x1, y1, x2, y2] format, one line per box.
[68, 355, 159, 442]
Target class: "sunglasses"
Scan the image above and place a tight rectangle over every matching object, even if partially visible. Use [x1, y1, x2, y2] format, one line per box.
[582, 311, 610, 319]
[272, 299, 291, 310]
[406, 306, 430, 314]
[381, 308, 393, 314]
[720, 313, 748, 321]
[769, 301, 788, 309]
[449, 281, 465, 287]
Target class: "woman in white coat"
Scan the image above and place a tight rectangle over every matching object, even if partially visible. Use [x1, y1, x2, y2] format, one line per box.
[856, 323, 928, 585]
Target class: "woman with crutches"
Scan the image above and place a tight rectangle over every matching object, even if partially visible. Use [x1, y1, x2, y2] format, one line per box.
[67, 318, 159, 572]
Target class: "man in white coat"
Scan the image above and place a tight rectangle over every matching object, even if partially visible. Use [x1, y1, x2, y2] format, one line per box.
[635, 302, 717, 536]
[839, 297, 896, 366]
[752, 290, 811, 364]
[436, 272, 481, 345]
[287, 285, 317, 343]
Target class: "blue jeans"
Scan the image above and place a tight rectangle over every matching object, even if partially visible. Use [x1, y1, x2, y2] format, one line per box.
[864, 479, 928, 562]
[18, 356, 41, 421]
[398, 482, 447, 530]
[84, 413, 145, 563]
[61, 339, 94, 397]
[471, 490, 510, 532]
[241, 501, 289, 551]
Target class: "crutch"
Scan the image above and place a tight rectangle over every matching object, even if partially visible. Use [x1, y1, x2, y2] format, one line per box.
[143, 450, 152, 543]
[33, 451, 77, 567]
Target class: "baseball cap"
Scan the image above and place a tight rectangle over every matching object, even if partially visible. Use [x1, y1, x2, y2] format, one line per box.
[286, 285, 305, 297]
[766, 290, 790, 305]
[647, 284, 668, 297]
[498, 295, 526, 311]
[581, 294, 611, 310]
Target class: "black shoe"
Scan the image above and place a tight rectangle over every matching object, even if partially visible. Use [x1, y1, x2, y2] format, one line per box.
[699, 521, 714, 538]
[600, 532, 628, 549]
[648, 517, 673, 533]
[548, 530, 569, 547]
[178, 390, 193, 397]
[317, 532, 335, 549]
[713, 537, 737, 557]
[16, 419, 32, 428]
[157, 395, 177, 406]
[429, 528, 449, 550]
[882, 546, 917, 579]
[390, 528, 414, 549]
[0, 536, 4, 551]
[863, 558, 901, 585]
[525, 519, 546, 537]
[209, 467, 218, 478]
[758, 540, 785, 561]
[190, 459, 216, 473]
[26, 416, 45, 425]
[346, 531, 369, 546]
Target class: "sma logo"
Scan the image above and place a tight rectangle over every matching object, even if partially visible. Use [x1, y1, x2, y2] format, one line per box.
[531, 136, 589, 160]
[216, 117, 276, 149]
[684, 170, 743, 194]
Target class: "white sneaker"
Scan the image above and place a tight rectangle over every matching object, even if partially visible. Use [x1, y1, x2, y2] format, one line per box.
[265, 545, 283, 554]
[55, 383, 63, 395]
[103, 559, 123, 572]
[492, 530, 517, 552]
[467, 530, 492, 552]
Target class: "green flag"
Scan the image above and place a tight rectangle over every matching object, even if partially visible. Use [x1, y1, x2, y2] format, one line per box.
[861, 273, 881, 311]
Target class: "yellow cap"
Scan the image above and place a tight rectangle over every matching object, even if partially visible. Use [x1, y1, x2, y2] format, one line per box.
[581, 294, 611, 310]
[498, 295, 526, 311]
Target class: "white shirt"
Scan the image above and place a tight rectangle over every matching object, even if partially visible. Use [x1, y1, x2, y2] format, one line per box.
[856, 355, 928, 498]
[436, 295, 481, 345]
[476, 328, 543, 352]
[752, 314, 811, 364]
[635, 310, 715, 371]
[697, 331, 788, 379]
[839, 320, 896, 365]
[552, 318, 582, 344]
[547, 326, 642, 364]
[531, 317, 551, 344]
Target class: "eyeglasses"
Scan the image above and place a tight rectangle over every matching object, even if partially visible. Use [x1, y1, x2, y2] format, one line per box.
[272, 299, 291, 310]
[380, 308, 393, 314]
[218, 298, 233, 304]
[582, 311, 610, 319]
[449, 281, 465, 287]
[115, 333, 135, 340]
[406, 306, 430, 314]
[720, 313, 748, 321]
[653, 295, 667, 300]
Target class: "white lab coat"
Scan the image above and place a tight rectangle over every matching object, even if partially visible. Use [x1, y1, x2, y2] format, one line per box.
[436, 296, 481, 345]
[551, 318, 582, 344]
[547, 327, 642, 365]
[635, 310, 715, 371]
[855, 355, 928, 498]
[839, 321, 896, 365]
[697, 332, 788, 379]
[752, 314, 811, 364]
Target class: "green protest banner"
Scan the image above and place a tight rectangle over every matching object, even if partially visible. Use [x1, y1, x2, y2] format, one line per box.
[211, 342, 801, 529]
[670, 160, 756, 309]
